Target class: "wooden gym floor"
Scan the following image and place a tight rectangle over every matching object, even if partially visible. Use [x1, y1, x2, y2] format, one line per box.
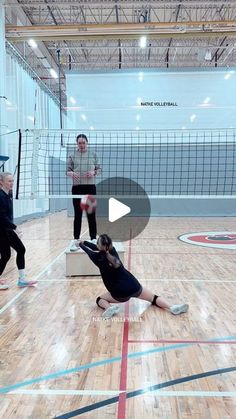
[0, 211, 235, 418]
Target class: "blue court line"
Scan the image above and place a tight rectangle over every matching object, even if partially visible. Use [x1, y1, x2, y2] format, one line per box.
[0, 343, 187, 394]
[0, 335, 235, 394]
[55, 366, 236, 418]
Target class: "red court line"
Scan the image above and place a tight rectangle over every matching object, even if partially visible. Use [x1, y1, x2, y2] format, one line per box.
[117, 303, 129, 419]
[128, 339, 236, 345]
[117, 232, 132, 419]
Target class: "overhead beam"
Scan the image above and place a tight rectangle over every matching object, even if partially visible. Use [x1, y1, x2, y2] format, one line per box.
[5, 20, 236, 42]
[6, 32, 236, 42]
[7, 33, 236, 42]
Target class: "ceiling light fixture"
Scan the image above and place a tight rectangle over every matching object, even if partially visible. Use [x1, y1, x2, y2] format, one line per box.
[139, 36, 147, 48]
[28, 39, 37, 49]
[204, 50, 212, 61]
[49, 68, 58, 79]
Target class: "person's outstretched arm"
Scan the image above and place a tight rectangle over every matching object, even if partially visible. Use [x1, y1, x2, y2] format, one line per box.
[83, 241, 98, 251]
[79, 241, 100, 265]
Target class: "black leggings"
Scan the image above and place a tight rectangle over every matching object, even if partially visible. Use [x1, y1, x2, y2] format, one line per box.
[0, 229, 25, 275]
[72, 184, 97, 240]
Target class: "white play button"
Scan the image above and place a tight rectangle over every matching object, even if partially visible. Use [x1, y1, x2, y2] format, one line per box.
[97, 177, 151, 241]
[108, 197, 131, 222]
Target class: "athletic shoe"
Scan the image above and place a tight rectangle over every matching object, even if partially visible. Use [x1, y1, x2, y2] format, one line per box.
[0, 281, 9, 290]
[89, 239, 97, 245]
[17, 279, 38, 288]
[170, 304, 189, 315]
[102, 305, 120, 319]
[69, 240, 78, 252]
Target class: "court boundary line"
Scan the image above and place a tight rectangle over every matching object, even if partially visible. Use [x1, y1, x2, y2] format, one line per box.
[9, 389, 124, 396]
[8, 389, 236, 398]
[0, 289, 26, 315]
[128, 339, 236, 345]
[140, 278, 236, 283]
[36, 278, 236, 283]
[131, 252, 236, 255]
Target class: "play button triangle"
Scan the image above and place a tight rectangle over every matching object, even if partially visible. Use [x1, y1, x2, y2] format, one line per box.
[108, 197, 131, 222]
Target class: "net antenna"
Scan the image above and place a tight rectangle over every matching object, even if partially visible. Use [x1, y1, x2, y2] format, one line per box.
[56, 49, 64, 147]
[31, 130, 40, 198]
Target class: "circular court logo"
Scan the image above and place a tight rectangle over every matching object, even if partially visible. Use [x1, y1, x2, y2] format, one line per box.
[178, 232, 236, 249]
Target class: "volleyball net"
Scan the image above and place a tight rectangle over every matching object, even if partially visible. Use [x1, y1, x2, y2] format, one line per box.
[15, 128, 236, 199]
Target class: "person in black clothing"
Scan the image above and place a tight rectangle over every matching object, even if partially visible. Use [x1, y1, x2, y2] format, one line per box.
[0, 172, 37, 290]
[79, 234, 189, 319]
[67, 134, 101, 251]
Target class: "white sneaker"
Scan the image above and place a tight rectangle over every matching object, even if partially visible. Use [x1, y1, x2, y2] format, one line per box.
[102, 305, 120, 319]
[69, 240, 78, 252]
[0, 282, 9, 290]
[170, 304, 189, 315]
[89, 239, 97, 245]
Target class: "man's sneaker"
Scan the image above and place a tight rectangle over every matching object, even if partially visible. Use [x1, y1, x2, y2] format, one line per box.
[102, 305, 120, 319]
[170, 304, 189, 315]
[17, 279, 38, 288]
[69, 240, 78, 252]
[0, 281, 9, 290]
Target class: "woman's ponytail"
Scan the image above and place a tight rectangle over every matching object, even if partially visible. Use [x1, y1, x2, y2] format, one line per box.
[98, 234, 121, 269]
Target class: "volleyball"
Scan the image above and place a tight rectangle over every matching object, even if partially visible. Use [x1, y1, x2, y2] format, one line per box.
[80, 195, 97, 214]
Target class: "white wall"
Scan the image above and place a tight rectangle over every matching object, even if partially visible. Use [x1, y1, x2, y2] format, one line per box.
[3, 53, 64, 219]
[65, 68, 236, 131]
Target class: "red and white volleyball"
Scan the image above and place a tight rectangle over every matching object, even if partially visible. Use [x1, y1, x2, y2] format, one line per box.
[80, 195, 97, 214]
